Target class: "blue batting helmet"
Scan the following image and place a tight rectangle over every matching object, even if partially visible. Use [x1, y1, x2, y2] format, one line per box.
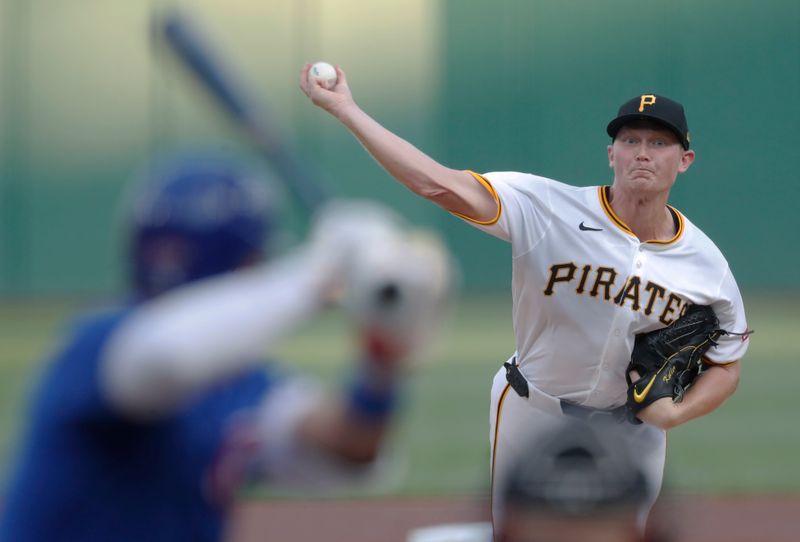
[129, 152, 272, 298]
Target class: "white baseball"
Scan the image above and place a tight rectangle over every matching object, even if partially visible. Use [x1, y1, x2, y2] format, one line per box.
[309, 61, 338, 90]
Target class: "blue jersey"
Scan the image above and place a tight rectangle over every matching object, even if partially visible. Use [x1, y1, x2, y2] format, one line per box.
[0, 307, 273, 542]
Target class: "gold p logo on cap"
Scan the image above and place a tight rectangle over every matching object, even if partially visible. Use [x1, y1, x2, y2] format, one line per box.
[638, 94, 656, 112]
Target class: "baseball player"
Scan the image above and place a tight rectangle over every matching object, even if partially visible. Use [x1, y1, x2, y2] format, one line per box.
[0, 152, 453, 541]
[300, 66, 750, 532]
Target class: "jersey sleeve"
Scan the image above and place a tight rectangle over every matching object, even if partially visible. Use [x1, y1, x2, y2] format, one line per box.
[454, 171, 555, 258]
[705, 267, 750, 364]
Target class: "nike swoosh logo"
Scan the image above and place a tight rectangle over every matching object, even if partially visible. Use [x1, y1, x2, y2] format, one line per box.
[579, 221, 603, 232]
[633, 374, 657, 403]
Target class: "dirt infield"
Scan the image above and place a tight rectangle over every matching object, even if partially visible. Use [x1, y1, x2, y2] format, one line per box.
[227, 494, 800, 542]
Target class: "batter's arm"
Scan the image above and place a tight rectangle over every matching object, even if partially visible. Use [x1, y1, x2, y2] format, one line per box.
[100, 249, 332, 420]
[299, 64, 499, 223]
[295, 363, 397, 464]
[634, 361, 741, 430]
[245, 367, 398, 487]
[101, 204, 407, 421]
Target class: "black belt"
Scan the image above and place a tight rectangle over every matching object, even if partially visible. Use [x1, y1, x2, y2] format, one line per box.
[504, 359, 628, 423]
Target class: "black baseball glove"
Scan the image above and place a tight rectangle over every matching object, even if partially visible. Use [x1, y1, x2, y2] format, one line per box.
[625, 305, 724, 424]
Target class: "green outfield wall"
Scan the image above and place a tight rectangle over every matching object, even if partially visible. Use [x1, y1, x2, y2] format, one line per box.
[1, 0, 797, 295]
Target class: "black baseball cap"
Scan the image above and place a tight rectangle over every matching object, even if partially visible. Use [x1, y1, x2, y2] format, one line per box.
[606, 94, 690, 149]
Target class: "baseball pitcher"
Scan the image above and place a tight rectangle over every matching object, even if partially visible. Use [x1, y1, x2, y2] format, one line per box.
[300, 67, 750, 535]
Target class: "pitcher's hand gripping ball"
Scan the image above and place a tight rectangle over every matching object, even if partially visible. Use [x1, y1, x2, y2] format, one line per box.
[308, 62, 338, 90]
[626, 305, 725, 423]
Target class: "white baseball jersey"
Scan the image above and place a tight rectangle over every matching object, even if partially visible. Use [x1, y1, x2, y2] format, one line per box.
[460, 170, 749, 408]
[454, 170, 750, 529]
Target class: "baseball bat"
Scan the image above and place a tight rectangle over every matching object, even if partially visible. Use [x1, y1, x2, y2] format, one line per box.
[157, 11, 330, 212]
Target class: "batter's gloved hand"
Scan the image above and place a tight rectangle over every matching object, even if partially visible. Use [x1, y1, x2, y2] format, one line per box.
[343, 230, 456, 364]
[308, 199, 405, 298]
[625, 305, 725, 424]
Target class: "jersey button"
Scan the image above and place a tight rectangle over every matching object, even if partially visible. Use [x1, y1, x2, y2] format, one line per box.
[614, 329, 621, 336]
[636, 260, 642, 268]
